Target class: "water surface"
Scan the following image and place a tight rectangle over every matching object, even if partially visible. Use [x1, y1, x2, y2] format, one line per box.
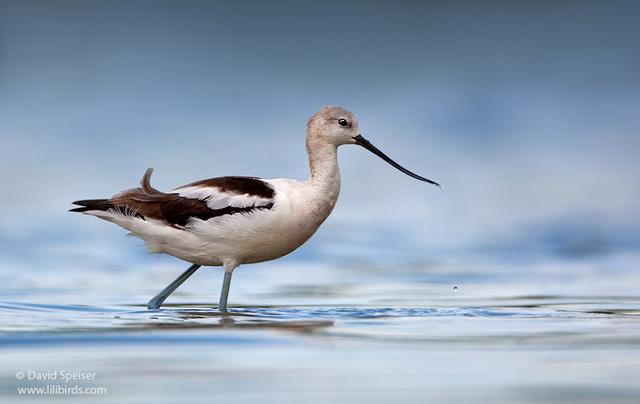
[1, 251, 639, 403]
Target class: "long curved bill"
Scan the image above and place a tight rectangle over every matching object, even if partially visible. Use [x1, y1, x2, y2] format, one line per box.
[353, 134, 440, 187]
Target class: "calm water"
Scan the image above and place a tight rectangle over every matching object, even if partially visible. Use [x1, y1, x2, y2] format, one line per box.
[1, 243, 639, 403]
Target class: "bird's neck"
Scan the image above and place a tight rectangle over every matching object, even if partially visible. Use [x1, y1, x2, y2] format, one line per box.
[306, 137, 341, 202]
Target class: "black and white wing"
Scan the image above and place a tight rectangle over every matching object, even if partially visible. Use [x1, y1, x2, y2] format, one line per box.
[71, 168, 275, 227]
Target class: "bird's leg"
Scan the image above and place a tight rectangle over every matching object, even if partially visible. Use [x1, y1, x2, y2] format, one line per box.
[218, 272, 233, 313]
[147, 264, 201, 310]
[219, 260, 238, 313]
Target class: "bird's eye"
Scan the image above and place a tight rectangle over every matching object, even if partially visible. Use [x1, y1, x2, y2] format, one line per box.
[338, 119, 348, 127]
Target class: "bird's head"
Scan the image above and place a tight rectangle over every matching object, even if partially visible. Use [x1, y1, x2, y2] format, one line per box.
[307, 106, 440, 187]
[307, 106, 359, 146]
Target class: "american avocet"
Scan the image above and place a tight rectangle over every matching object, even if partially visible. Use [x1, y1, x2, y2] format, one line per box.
[71, 106, 439, 312]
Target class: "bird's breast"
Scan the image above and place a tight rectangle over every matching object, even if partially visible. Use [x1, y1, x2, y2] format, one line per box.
[239, 179, 339, 263]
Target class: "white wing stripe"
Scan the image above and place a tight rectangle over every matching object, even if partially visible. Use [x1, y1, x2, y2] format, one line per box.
[176, 186, 273, 210]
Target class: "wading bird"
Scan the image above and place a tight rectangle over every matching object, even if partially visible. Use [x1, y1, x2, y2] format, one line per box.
[71, 106, 439, 312]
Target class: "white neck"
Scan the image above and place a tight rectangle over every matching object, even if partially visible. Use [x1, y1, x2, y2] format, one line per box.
[305, 136, 341, 209]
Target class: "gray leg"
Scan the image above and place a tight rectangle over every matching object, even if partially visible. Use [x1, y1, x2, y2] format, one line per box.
[218, 271, 233, 313]
[147, 264, 201, 310]
[219, 260, 238, 313]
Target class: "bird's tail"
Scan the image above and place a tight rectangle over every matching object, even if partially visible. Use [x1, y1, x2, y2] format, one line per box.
[70, 167, 158, 213]
[69, 199, 114, 213]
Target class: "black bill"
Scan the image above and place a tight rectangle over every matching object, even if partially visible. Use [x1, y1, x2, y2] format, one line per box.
[353, 134, 440, 187]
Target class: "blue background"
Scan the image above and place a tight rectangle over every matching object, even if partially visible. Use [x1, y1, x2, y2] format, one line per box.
[1, 0, 639, 264]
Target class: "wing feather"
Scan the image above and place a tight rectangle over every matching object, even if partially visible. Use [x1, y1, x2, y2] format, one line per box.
[72, 169, 276, 228]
